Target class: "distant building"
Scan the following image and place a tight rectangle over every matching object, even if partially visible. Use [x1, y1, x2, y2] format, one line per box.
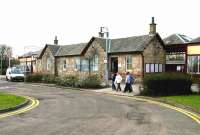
[164, 34, 200, 74]
[164, 34, 192, 72]
[187, 37, 200, 74]
[18, 51, 40, 73]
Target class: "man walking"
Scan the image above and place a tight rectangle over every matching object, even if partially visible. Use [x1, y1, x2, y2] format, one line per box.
[112, 73, 117, 90]
[124, 72, 133, 93]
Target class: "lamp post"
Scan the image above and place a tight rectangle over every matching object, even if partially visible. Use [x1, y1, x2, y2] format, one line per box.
[99, 27, 110, 86]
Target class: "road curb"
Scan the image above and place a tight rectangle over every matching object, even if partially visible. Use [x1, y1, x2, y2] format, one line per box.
[94, 91, 200, 125]
[0, 95, 39, 119]
[0, 99, 30, 114]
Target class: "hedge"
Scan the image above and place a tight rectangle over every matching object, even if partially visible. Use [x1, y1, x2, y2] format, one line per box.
[25, 73, 102, 89]
[142, 72, 192, 96]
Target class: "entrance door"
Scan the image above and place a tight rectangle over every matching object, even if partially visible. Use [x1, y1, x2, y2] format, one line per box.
[111, 57, 118, 73]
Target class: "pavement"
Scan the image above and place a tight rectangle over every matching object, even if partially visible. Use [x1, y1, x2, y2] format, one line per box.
[0, 78, 200, 135]
[94, 83, 142, 96]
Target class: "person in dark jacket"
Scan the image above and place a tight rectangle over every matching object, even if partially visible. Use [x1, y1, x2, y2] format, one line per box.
[112, 73, 117, 90]
[124, 72, 133, 93]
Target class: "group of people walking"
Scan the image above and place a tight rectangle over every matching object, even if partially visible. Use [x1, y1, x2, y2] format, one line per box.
[112, 72, 135, 93]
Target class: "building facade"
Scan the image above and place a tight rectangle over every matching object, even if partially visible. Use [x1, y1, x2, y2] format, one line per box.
[187, 37, 200, 74]
[35, 17, 165, 80]
[18, 51, 40, 73]
[164, 34, 191, 72]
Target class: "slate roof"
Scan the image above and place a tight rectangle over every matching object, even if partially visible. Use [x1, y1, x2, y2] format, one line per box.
[95, 34, 159, 53]
[55, 43, 87, 56]
[39, 34, 163, 57]
[190, 37, 200, 43]
[110, 35, 155, 53]
[164, 34, 192, 45]
[19, 50, 40, 58]
[46, 45, 60, 56]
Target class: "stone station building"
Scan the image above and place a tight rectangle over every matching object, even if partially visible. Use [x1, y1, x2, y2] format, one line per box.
[35, 18, 165, 80]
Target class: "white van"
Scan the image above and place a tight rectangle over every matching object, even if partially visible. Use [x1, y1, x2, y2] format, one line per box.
[6, 67, 25, 81]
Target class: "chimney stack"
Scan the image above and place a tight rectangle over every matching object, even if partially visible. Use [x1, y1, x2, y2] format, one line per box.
[149, 17, 156, 35]
[54, 36, 58, 45]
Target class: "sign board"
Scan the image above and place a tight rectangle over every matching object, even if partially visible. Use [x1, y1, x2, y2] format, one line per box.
[188, 45, 200, 55]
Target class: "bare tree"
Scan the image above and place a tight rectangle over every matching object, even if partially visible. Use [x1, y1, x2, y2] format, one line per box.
[0, 45, 12, 74]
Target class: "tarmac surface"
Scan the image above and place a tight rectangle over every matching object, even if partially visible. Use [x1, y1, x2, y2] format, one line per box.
[0, 78, 199, 135]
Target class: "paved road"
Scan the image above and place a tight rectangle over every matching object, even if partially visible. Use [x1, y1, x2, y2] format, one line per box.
[0, 79, 199, 135]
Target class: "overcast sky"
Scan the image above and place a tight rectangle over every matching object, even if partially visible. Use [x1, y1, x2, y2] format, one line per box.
[0, 0, 200, 56]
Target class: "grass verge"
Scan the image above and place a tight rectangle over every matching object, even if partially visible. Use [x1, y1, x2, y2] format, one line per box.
[0, 92, 26, 110]
[160, 95, 200, 112]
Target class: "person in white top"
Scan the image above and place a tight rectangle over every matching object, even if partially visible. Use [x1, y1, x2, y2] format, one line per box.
[114, 72, 122, 92]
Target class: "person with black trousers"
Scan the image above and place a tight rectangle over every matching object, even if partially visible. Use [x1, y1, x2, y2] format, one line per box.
[112, 73, 117, 90]
[124, 72, 133, 93]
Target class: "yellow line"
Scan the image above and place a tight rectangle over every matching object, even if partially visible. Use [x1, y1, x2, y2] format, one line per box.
[0, 95, 39, 119]
[99, 92, 200, 125]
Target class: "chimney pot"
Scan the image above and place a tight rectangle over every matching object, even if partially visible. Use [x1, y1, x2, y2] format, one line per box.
[54, 36, 58, 45]
[149, 17, 156, 35]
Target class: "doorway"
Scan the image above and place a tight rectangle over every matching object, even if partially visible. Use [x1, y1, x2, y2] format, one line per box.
[111, 57, 118, 73]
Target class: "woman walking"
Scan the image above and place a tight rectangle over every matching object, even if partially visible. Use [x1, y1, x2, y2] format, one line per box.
[114, 72, 122, 92]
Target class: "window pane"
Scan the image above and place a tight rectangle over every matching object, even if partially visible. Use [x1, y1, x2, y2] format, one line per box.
[75, 57, 81, 71]
[91, 54, 98, 71]
[188, 56, 193, 72]
[150, 64, 154, 72]
[126, 56, 132, 70]
[199, 56, 200, 73]
[63, 60, 66, 69]
[155, 64, 158, 72]
[47, 58, 51, 70]
[159, 64, 162, 72]
[146, 64, 150, 73]
[82, 59, 89, 71]
[176, 66, 181, 71]
[193, 56, 198, 73]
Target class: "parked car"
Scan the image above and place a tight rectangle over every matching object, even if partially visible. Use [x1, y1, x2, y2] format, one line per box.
[6, 67, 25, 81]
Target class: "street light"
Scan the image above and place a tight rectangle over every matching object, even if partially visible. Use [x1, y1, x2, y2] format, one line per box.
[99, 27, 110, 86]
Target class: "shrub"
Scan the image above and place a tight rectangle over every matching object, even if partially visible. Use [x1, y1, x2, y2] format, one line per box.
[191, 74, 200, 84]
[79, 74, 102, 88]
[25, 73, 43, 82]
[42, 74, 56, 83]
[56, 75, 79, 87]
[142, 72, 192, 96]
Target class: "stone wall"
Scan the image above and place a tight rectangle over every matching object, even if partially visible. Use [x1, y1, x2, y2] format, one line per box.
[143, 36, 166, 73]
[109, 53, 143, 78]
[56, 39, 106, 79]
[36, 47, 55, 75]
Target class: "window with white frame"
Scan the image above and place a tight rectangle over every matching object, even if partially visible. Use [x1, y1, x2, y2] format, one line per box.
[145, 63, 163, 73]
[90, 54, 98, 71]
[47, 58, 51, 71]
[188, 55, 200, 74]
[125, 56, 132, 70]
